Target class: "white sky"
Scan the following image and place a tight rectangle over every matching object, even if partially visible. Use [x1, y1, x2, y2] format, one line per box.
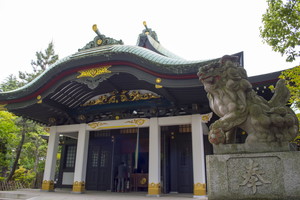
[0, 0, 298, 83]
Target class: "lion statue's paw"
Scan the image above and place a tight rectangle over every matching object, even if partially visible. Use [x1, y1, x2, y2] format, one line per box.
[208, 128, 226, 145]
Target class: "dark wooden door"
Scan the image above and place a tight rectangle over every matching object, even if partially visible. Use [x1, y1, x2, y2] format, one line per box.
[177, 134, 193, 193]
[169, 132, 193, 193]
[86, 140, 112, 191]
[86, 145, 100, 190]
[97, 143, 112, 190]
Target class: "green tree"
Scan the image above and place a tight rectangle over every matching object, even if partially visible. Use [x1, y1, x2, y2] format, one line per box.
[19, 41, 59, 85]
[279, 65, 300, 110]
[0, 74, 23, 92]
[0, 42, 57, 185]
[12, 166, 36, 187]
[6, 118, 29, 181]
[20, 126, 48, 174]
[7, 120, 48, 185]
[0, 111, 19, 177]
[260, 0, 300, 62]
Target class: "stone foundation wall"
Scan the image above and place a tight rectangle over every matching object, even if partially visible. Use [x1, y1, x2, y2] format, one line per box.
[206, 151, 300, 200]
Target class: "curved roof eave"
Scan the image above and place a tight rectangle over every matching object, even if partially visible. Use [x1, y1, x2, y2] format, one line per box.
[137, 33, 186, 60]
[146, 35, 186, 60]
[1, 44, 238, 104]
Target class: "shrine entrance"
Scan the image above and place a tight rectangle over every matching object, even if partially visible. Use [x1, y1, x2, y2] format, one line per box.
[85, 135, 112, 191]
[162, 125, 194, 193]
[85, 128, 149, 191]
[85, 125, 194, 193]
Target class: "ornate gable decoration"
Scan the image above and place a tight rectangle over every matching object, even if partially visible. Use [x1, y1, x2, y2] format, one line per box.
[82, 90, 160, 106]
[77, 65, 112, 78]
[140, 21, 159, 43]
[75, 65, 116, 89]
[88, 118, 148, 130]
[78, 24, 123, 51]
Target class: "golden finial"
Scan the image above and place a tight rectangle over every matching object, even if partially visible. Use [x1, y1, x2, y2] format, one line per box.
[143, 21, 150, 34]
[92, 24, 98, 32]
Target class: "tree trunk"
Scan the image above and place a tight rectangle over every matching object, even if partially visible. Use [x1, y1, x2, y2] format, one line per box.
[6, 121, 26, 181]
[0, 141, 7, 177]
[33, 143, 39, 173]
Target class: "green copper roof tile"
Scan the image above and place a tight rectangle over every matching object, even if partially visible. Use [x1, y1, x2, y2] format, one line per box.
[0, 44, 240, 98]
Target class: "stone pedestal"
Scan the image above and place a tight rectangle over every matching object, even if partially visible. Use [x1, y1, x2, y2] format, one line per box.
[206, 151, 300, 200]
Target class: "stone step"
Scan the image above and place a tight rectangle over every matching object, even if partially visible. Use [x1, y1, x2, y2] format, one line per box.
[0, 193, 33, 199]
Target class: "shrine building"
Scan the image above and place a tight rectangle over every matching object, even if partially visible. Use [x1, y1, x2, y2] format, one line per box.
[0, 23, 280, 197]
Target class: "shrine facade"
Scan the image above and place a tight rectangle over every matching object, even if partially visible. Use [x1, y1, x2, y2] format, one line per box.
[0, 23, 280, 197]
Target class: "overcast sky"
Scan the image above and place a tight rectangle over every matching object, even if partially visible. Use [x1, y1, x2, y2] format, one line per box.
[0, 0, 298, 83]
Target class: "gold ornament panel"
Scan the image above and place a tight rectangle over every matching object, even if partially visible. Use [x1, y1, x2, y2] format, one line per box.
[82, 90, 160, 106]
[77, 65, 112, 78]
[88, 118, 149, 130]
[125, 119, 146, 126]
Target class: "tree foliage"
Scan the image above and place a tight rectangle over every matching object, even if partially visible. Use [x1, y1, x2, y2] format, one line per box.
[18, 41, 59, 85]
[260, 0, 300, 62]
[0, 111, 19, 177]
[12, 166, 36, 186]
[0, 42, 57, 185]
[278, 65, 300, 136]
[20, 125, 48, 174]
[279, 65, 300, 109]
[0, 75, 23, 92]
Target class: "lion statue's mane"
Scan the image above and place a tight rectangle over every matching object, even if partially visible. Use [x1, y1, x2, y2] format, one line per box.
[197, 55, 298, 145]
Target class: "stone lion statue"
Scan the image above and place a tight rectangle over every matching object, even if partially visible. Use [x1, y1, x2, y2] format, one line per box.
[197, 55, 299, 145]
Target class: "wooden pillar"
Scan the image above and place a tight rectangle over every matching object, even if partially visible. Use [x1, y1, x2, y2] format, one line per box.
[42, 126, 59, 192]
[72, 124, 89, 193]
[191, 114, 207, 197]
[148, 117, 161, 196]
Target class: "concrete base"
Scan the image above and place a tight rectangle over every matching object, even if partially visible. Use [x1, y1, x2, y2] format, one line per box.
[206, 151, 300, 200]
[71, 191, 85, 194]
[40, 189, 55, 192]
[146, 194, 160, 197]
[193, 195, 208, 199]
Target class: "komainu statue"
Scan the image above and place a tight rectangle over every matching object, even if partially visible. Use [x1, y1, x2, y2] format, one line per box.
[197, 55, 299, 146]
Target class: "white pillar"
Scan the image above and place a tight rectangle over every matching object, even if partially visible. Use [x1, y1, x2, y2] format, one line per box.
[42, 126, 59, 191]
[191, 114, 206, 197]
[72, 124, 89, 193]
[148, 117, 161, 196]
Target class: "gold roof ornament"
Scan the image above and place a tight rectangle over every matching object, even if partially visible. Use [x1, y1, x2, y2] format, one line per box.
[143, 21, 149, 35]
[92, 24, 98, 32]
[140, 21, 159, 42]
[79, 24, 123, 51]
[155, 78, 162, 84]
[77, 65, 112, 78]
[155, 78, 163, 88]
[37, 95, 42, 104]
